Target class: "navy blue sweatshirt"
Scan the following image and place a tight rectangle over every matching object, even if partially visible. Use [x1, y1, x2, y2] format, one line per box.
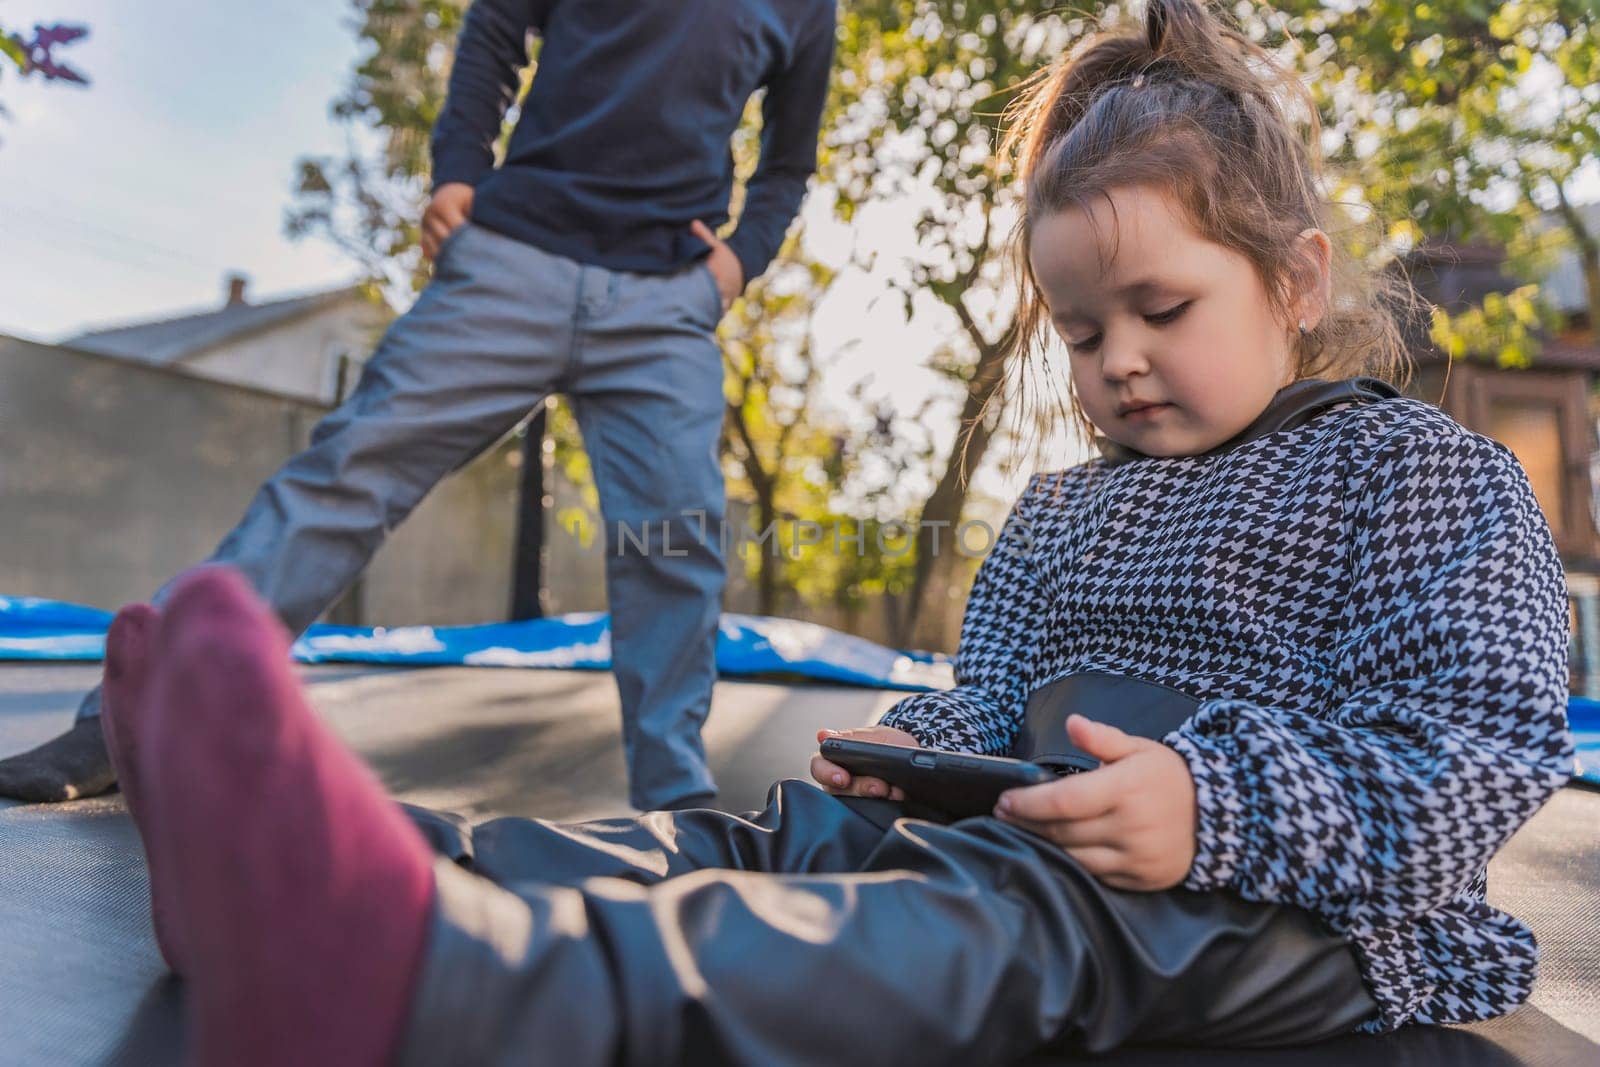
[431, 0, 836, 281]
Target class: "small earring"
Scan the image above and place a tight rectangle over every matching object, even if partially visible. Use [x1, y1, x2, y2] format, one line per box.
[1297, 319, 1310, 337]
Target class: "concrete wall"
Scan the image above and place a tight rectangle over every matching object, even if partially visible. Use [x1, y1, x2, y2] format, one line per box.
[363, 434, 521, 627]
[0, 331, 948, 647]
[0, 336, 518, 626]
[182, 297, 389, 405]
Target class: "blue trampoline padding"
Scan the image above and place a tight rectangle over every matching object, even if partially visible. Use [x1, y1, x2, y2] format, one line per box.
[0, 597, 113, 660]
[1567, 697, 1600, 786]
[290, 612, 953, 691]
[0, 596, 951, 692]
[5, 595, 1597, 784]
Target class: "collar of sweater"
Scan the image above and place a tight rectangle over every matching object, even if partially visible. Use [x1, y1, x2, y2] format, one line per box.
[1098, 376, 1400, 467]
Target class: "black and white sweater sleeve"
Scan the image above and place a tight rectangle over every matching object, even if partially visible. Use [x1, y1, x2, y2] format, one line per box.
[1168, 429, 1574, 926]
[877, 474, 1053, 754]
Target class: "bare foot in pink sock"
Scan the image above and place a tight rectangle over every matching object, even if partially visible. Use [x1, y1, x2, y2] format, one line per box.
[143, 567, 434, 1066]
[100, 602, 185, 973]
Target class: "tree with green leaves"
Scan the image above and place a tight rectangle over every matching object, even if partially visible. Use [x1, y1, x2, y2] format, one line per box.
[822, 2, 1094, 648]
[720, 238, 840, 616]
[0, 19, 89, 140]
[825, 0, 1600, 643]
[287, 0, 470, 294]
[286, 0, 1600, 649]
[1267, 0, 1599, 362]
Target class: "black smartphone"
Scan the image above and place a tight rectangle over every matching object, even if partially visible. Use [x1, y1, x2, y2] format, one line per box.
[819, 737, 1058, 820]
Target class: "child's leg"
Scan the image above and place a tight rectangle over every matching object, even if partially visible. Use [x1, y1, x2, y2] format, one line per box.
[404, 821, 1378, 1066]
[125, 566, 1373, 1065]
[461, 781, 900, 891]
[28, 223, 583, 805]
[140, 567, 435, 1066]
[567, 263, 728, 810]
[151, 226, 579, 639]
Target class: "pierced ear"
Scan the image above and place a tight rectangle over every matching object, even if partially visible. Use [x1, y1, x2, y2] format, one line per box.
[1292, 227, 1333, 331]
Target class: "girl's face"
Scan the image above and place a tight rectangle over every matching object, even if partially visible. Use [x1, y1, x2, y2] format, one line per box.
[1028, 184, 1318, 457]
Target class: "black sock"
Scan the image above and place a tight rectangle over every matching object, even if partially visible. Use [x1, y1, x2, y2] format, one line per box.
[0, 716, 116, 802]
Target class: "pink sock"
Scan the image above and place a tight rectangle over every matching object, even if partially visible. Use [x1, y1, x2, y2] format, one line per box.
[101, 603, 186, 973]
[142, 567, 434, 1067]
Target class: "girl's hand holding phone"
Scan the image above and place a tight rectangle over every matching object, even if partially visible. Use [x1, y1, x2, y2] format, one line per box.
[810, 725, 919, 801]
[995, 714, 1198, 892]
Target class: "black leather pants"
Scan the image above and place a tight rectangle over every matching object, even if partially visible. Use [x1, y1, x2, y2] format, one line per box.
[397, 780, 1376, 1066]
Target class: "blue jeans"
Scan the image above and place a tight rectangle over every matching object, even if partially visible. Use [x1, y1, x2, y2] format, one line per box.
[79, 222, 727, 809]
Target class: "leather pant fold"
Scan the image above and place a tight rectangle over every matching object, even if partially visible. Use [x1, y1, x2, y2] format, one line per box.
[398, 780, 1376, 1066]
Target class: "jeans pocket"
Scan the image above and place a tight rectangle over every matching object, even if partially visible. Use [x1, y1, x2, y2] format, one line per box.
[435, 222, 472, 267]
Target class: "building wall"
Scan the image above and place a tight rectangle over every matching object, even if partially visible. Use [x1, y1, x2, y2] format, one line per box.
[181, 298, 388, 405]
[362, 433, 521, 627]
[0, 336, 517, 626]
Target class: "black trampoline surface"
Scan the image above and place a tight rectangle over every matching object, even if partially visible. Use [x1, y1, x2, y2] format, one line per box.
[0, 663, 1595, 1065]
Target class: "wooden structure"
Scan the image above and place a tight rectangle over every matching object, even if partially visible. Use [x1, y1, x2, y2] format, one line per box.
[1403, 242, 1600, 565]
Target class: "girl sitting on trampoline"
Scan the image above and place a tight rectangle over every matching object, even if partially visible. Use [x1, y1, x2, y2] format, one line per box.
[97, 1, 1572, 1063]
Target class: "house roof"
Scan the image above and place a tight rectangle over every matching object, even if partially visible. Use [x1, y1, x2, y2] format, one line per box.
[65, 285, 366, 366]
[1405, 203, 1600, 319]
[1412, 336, 1600, 372]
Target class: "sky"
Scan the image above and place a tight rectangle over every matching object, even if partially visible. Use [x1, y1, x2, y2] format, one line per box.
[0, 0, 368, 337]
[0, 0, 1072, 506]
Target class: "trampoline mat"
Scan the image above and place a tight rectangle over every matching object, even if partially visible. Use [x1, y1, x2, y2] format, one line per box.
[0, 664, 1595, 1065]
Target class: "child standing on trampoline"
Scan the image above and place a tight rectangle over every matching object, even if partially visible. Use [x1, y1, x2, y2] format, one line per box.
[95, 1, 1572, 1063]
[0, 0, 837, 815]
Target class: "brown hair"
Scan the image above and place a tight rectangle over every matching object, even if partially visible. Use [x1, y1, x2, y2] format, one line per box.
[1001, 0, 1418, 453]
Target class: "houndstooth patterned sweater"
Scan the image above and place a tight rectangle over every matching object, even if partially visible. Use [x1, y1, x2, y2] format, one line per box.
[879, 395, 1573, 1032]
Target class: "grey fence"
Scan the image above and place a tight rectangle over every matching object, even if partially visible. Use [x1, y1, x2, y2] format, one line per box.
[0, 335, 518, 627]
